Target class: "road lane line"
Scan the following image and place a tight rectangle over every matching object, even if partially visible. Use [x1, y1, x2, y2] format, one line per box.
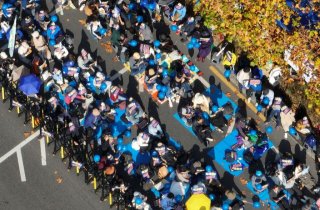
[0, 130, 40, 164]
[16, 149, 26, 182]
[209, 66, 266, 121]
[40, 137, 47, 166]
[110, 68, 127, 81]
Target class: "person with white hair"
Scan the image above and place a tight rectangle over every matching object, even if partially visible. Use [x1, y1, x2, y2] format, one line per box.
[192, 93, 211, 114]
[31, 31, 52, 60]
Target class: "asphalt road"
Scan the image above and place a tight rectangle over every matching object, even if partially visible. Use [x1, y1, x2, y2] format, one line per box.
[0, 1, 317, 210]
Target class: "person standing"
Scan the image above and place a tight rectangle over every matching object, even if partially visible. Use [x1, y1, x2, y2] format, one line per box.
[266, 97, 283, 128]
[31, 31, 52, 61]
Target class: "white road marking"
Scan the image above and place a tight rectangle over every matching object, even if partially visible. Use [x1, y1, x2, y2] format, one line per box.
[16, 149, 26, 182]
[110, 68, 127, 81]
[0, 130, 40, 164]
[40, 137, 47, 166]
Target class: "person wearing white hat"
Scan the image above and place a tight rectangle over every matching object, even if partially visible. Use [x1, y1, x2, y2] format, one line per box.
[31, 31, 52, 60]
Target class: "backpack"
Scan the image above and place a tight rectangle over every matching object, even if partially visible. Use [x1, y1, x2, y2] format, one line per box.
[224, 149, 237, 162]
[222, 102, 234, 115]
[243, 149, 254, 164]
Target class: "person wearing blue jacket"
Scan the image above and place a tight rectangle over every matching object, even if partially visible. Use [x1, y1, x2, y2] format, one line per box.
[46, 22, 62, 43]
[171, 3, 186, 25]
[2, 3, 15, 20]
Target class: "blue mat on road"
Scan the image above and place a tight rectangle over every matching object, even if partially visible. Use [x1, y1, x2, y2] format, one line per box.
[111, 108, 132, 137]
[208, 130, 248, 176]
[169, 137, 182, 150]
[173, 113, 197, 137]
[123, 143, 151, 165]
[247, 181, 292, 210]
[207, 130, 275, 176]
[204, 85, 238, 120]
[173, 113, 216, 137]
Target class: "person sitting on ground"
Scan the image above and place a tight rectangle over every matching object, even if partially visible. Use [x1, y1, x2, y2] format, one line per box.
[191, 181, 207, 194]
[268, 185, 290, 208]
[129, 52, 147, 76]
[295, 116, 311, 135]
[210, 102, 234, 133]
[138, 23, 153, 44]
[252, 170, 269, 193]
[236, 66, 251, 93]
[259, 88, 274, 110]
[124, 97, 145, 124]
[53, 42, 69, 61]
[192, 93, 211, 114]
[132, 191, 152, 210]
[144, 67, 158, 90]
[280, 106, 295, 139]
[158, 34, 175, 54]
[147, 117, 164, 139]
[87, 18, 106, 40]
[155, 142, 177, 166]
[179, 104, 195, 127]
[180, 16, 196, 42]
[204, 165, 221, 193]
[160, 192, 176, 210]
[171, 3, 186, 26]
[108, 85, 127, 107]
[77, 49, 93, 70]
[192, 113, 214, 146]
[235, 117, 250, 140]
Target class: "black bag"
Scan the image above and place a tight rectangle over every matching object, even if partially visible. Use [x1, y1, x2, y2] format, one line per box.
[243, 149, 254, 164]
[224, 149, 237, 162]
[222, 102, 234, 115]
[137, 117, 148, 130]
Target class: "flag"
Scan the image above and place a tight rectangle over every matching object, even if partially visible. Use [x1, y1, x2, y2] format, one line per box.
[8, 16, 17, 57]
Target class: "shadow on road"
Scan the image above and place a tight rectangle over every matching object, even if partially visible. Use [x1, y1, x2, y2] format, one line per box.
[126, 75, 145, 111]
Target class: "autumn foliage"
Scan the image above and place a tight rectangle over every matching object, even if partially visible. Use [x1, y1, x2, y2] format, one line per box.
[194, 0, 320, 120]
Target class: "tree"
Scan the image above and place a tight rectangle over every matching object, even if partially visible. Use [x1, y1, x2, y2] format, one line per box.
[194, 0, 320, 120]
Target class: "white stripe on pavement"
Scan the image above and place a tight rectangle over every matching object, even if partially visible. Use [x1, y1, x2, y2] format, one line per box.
[110, 68, 127, 81]
[40, 137, 47, 166]
[0, 130, 40, 164]
[16, 149, 26, 182]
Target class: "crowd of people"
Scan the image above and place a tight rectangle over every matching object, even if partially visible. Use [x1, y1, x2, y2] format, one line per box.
[0, 0, 320, 210]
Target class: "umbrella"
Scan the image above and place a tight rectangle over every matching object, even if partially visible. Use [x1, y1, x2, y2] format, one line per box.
[186, 194, 211, 210]
[18, 74, 42, 96]
[11, 65, 30, 82]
